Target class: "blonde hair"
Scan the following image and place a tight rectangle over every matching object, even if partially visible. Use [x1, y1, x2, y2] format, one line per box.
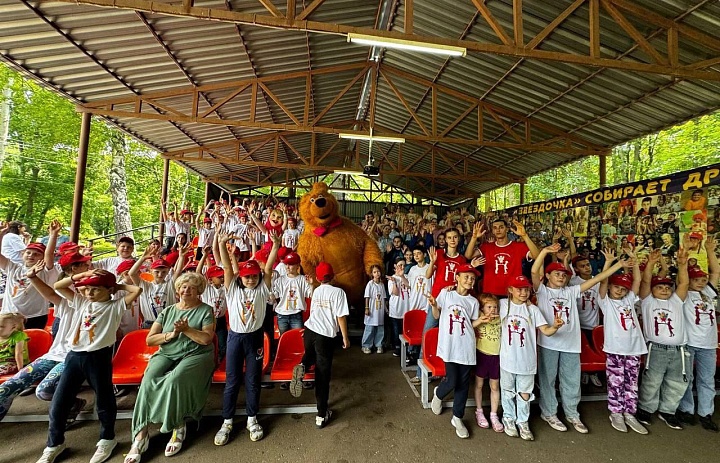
[174, 271, 207, 294]
[0, 312, 25, 331]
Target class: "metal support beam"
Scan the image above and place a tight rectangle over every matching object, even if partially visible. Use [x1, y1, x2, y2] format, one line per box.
[204, 182, 211, 205]
[599, 154, 607, 187]
[70, 112, 91, 242]
[519, 182, 525, 205]
[159, 158, 170, 242]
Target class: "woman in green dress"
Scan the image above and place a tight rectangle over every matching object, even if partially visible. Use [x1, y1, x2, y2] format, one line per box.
[124, 272, 216, 463]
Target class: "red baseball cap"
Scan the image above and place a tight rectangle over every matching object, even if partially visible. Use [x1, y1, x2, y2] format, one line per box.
[651, 276, 674, 288]
[115, 259, 136, 275]
[253, 249, 270, 263]
[163, 251, 179, 267]
[57, 242, 80, 255]
[281, 252, 301, 266]
[25, 243, 46, 254]
[455, 263, 480, 276]
[688, 267, 708, 279]
[239, 260, 262, 277]
[183, 261, 198, 272]
[688, 232, 703, 240]
[609, 273, 633, 290]
[316, 262, 334, 281]
[150, 259, 170, 269]
[205, 265, 225, 279]
[76, 270, 116, 288]
[58, 252, 91, 268]
[277, 247, 291, 259]
[203, 217, 212, 223]
[180, 209, 193, 215]
[546, 262, 571, 275]
[508, 275, 532, 288]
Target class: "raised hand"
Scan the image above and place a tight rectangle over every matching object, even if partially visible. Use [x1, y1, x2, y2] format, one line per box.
[553, 313, 565, 329]
[473, 221, 486, 239]
[513, 220, 527, 237]
[601, 247, 616, 263]
[647, 248, 661, 264]
[269, 230, 282, 245]
[427, 246, 437, 263]
[26, 261, 45, 278]
[677, 246, 689, 266]
[477, 312, 499, 324]
[470, 256, 486, 267]
[385, 243, 392, 253]
[217, 231, 233, 245]
[705, 238, 717, 254]
[48, 219, 62, 235]
[545, 243, 562, 254]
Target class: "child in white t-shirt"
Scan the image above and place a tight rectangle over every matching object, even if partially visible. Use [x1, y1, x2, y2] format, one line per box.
[473, 293, 503, 433]
[428, 264, 481, 439]
[636, 247, 689, 429]
[597, 248, 647, 434]
[531, 243, 628, 434]
[272, 252, 313, 335]
[407, 246, 432, 374]
[499, 275, 563, 441]
[200, 265, 228, 360]
[287, 262, 350, 428]
[129, 243, 181, 328]
[282, 218, 301, 250]
[570, 255, 603, 387]
[676, 237, 719, 432]
[37, 269, 141, 463]
[214, 231, 280, 446]
[362, 265, 387, 354]
[388, 258, 410, 358]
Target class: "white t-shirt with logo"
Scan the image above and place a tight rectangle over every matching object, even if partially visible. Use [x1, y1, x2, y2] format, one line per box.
[201, 284, 227, 318]
[232, 223, 251, 252]
[282, 229, 300, 249]
[273, 274, 313, 315]
[641, 293, 686, 346]
[68, 294, 126, 352]
[570, 275, 601, 330]
[388, 276, 410, 320]
[683, 286, 718, 349]
[499, 298, 548, 375]
[407, 264, 432, 312]
[598, 292, 647, 356]
[536, 284, 582, 353]
[1, 261, 57, 318]
[304, 284, 349, 338]
[138, 279, 176, 323]
[226, 278, 270, 333]
[43, 296, 81, 362]
[436, 289, 479, 365]
[364, 280, 386, 326]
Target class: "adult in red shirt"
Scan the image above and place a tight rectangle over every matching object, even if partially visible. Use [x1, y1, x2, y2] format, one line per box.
[464, 219, 540, 296]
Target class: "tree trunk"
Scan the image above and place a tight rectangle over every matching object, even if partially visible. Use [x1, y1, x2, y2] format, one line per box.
[25, 165, 40, 219]
[108, 131, 134, 239]
[0, 77, 12, 182]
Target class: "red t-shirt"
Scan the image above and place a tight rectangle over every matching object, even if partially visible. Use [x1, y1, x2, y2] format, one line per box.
[430, 249, 467, 298]
[480, 240, 530, 296]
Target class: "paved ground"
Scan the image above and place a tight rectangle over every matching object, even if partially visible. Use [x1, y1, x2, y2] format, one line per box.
[2, 345, 720, 463]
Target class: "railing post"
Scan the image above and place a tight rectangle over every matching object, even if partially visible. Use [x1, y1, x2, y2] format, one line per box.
[160, 158, 170, 243]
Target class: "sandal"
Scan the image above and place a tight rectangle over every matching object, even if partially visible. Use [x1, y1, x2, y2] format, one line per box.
[123, 435, 149, 463]
[165, 425, 186, 457]
[476, 409, 489, 428]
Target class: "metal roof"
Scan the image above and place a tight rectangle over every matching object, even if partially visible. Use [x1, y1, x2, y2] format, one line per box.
[1, 0, 719, 202]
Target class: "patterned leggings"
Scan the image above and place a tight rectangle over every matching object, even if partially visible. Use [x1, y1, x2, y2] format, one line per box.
[0, 358, 63, 420]
[606, 354, 640, 414]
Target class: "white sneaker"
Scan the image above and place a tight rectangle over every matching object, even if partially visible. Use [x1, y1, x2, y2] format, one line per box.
[90, 439, 117, 463]
[541, 414, 568, 431]
[376, 347, 384, 354]
[503, 418, 518, 437]
[590, 374, 602, 387]
[451, 416, 469, 438]
[361, 347, 371, 354]
[247, 422, 264, 442]
[431, 387, 442, 415]
[624, 413, 649, 435]
[36, 444, 66, 463]
[610, 413, 628, 432]
[214, 422, 233, 446]
[517, 421, 535, 441]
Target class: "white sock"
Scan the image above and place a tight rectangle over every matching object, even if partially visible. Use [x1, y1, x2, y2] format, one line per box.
[223, 418, 233, 425]
[247, 416, 257, 426]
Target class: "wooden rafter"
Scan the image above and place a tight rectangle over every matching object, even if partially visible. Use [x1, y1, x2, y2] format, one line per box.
[46, 0, 720, 81]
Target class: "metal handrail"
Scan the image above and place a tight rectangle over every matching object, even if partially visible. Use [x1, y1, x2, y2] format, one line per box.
[88, 223, 161, 259]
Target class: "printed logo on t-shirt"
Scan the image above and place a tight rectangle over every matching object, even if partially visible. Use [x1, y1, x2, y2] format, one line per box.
[212, 297, 224, 318]
[652, 308, 675, 337]
[374, 293, 382, 310]
[616, 305, 636, 331]
[448, 305, 467, 335]
[444, 261, 458, 282]
[693, 294, 716, 326]
[551, 297, 571, 323]
[414, 276, 426, 293]
[507, 316, 528, 347]
[11, 277, 29, 297]
[494, 253, 510, 275]
[151, 288, 167, 318]
[580, 290, 596, 312]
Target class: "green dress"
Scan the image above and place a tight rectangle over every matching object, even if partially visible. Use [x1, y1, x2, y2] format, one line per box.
[131, 303, 215, 436]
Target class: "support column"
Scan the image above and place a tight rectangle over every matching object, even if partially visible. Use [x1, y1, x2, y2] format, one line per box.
[519, 183, 525, 205]
[159, 158, 170, 242]
[204, 181, 211, 205]
[70, 112, 91, 242]
[599, 154, 607, 187]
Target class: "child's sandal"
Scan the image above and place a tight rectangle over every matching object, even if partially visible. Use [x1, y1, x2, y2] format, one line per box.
[476, 409, 489, 428]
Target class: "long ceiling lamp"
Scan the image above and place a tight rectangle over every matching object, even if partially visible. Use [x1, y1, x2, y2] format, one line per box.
[347, 33, 467, 57]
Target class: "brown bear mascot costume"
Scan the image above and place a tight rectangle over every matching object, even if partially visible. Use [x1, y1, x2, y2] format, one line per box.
[297, 182, 383, 308]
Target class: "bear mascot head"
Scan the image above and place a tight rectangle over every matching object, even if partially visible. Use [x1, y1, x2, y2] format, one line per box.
[297, 182, 383, 308]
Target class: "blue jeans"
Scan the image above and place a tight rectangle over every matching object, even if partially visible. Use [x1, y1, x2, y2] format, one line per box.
[277, 313, 304, 335]
[362, 325, 384, 349]
[678, 346, 717, 417]
[639, 342, 690, 415]
[0, 358, 61, 420]
[500, 369, 534, 423]
[390, 317, 403, 350]
[416, 308, 439, 376]
[538, 347, 581, 420]
[222, 329, 264, 419]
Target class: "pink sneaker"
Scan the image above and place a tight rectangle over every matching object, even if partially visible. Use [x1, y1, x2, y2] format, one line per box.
[475, 409, 489, 428]
[490, 413, 504, 433]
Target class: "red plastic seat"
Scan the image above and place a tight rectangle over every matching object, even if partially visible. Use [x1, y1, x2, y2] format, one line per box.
[45, 308, 55, 334]
[402, 310, 426, 346]
[270, 328, 315, 381]
[0, 329, 53, 384]
[580, 330, 606, 372]
[421, 328, 445, 377]
[592, 325, 605, 357]
[112, 329, 158, 385]
[213, 333, 271, 383]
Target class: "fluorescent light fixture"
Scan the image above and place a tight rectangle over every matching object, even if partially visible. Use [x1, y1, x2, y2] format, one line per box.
[329, 188, 359, 195]
[334, 170, 362, 176]
[338, 133, 405, 143]
[347, 33, 467, 57]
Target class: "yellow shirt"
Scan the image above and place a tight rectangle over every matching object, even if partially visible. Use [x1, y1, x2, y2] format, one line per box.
[476, 317, 501, 355]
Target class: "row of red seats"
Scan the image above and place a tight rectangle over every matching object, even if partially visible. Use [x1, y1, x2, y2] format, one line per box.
[0, 329, 54, 384]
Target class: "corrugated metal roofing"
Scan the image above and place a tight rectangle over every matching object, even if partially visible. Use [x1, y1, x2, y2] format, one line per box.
[1, 0, 719, 203]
